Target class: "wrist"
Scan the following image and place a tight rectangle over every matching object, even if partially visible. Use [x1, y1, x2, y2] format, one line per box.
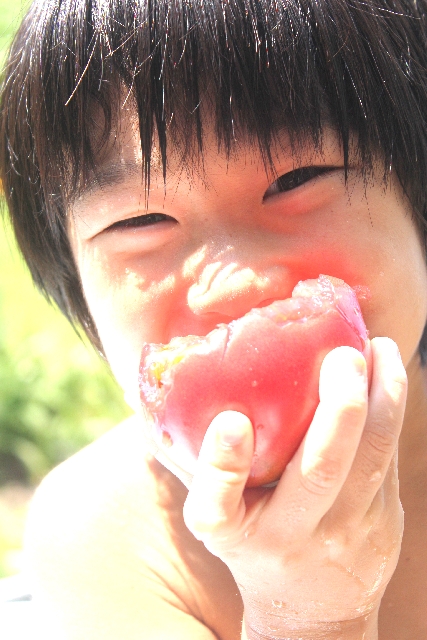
[242, 608, 379, 640]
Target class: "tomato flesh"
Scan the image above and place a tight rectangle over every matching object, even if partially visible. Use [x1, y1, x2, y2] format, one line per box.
[139, 275, 368, 487]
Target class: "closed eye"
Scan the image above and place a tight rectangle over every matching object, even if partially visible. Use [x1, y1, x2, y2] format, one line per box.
[107, 213, 177, 231]
[263, 166, 339, 199]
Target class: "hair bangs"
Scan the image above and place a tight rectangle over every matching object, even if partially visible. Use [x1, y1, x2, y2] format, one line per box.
[9, 0, 425, 196]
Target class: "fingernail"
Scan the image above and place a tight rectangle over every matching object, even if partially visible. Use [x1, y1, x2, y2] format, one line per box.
[375, 336, 403, 362]
[326, 346, 367, 376]
[215, 412, 249, 446]
[320, 347, 367, 399]
[341, 352, 367, 382]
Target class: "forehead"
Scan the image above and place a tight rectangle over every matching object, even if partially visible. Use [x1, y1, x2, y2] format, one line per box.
[72, 106, 345, 214]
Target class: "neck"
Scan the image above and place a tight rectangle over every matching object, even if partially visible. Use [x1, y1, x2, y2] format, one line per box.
[378, 353, 427, 638]
[398, 355, 427, 486]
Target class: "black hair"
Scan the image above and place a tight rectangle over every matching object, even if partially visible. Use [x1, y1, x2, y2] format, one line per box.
[1, 0, 427, 355]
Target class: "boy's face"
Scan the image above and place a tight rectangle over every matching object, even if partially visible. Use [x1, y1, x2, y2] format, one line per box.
[69, 114, 427, 410]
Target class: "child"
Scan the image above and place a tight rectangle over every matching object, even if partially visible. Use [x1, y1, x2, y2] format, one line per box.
[1, 0, 426, 637]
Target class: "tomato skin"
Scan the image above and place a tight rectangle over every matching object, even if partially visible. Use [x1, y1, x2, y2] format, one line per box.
[139, 276, 367, 487]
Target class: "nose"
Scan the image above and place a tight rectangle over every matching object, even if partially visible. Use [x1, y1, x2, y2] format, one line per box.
[187, 261, 289, 319]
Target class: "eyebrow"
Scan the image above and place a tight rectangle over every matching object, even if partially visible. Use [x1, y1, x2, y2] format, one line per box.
[76, 160, 151, 201]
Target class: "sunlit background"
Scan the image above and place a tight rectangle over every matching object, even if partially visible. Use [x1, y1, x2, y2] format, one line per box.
[0, 1, 130, 578]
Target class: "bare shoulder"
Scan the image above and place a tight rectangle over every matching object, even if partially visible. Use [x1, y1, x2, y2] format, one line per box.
[26, 415, 242, 639]
[27, 414, 182, 530]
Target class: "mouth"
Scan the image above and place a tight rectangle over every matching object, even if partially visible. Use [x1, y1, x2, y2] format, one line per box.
[254, 297, 280, 309]
[138, 274, 369, 487]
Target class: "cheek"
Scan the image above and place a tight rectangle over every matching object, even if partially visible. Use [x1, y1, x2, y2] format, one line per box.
[75, 245, 178, 399]
[281, 195, 427, 367]
[375, 247, 427, 367]
[351, 230, 427, 367]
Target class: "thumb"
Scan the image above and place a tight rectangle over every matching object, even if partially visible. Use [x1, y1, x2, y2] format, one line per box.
[183, 411, 254, 551]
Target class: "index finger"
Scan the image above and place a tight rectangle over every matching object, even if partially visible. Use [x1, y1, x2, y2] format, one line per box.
[261, 346, 368, 537]
[326, 337, 407, 526]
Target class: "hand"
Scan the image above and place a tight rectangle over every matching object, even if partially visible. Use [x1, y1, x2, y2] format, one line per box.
[183, 338, 407, 639]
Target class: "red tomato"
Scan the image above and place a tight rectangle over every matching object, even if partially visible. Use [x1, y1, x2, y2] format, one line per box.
[139, 275, 368, 487]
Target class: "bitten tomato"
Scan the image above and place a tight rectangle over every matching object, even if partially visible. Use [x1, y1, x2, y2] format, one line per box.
[139, 275, 368, 487]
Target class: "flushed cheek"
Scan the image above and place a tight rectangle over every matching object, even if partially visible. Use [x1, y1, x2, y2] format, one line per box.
[281, 244, 425, 368]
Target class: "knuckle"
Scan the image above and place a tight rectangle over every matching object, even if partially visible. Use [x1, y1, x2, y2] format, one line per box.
[183, 500, 239, 552]
[384, 369, 408, 407]
[204, 466, 248, 497]
[301, 455, 343, 495]
[183, 499, 222, 537]
[364, 415, 399, 456]
[183, 467, 244, 538]
[209, 445, 251, 478]
[391, 371, 408, 401]
[358, 453, 384, 486]
[216, 467, 247, 488]
[337, 397, 367, 426]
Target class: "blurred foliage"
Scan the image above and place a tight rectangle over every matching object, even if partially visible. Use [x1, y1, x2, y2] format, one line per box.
[0, 0, 130, 487]
[0, 485, 34, 578]
[0, 0, 28, 67]
[0, 216, 131, 487]
[0, 0, 131, 577]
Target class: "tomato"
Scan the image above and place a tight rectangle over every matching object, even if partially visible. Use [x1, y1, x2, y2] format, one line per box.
[139, 275, 368, 487]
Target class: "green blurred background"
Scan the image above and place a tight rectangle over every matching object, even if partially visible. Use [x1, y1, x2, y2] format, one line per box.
[0, 1, 130, 578]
